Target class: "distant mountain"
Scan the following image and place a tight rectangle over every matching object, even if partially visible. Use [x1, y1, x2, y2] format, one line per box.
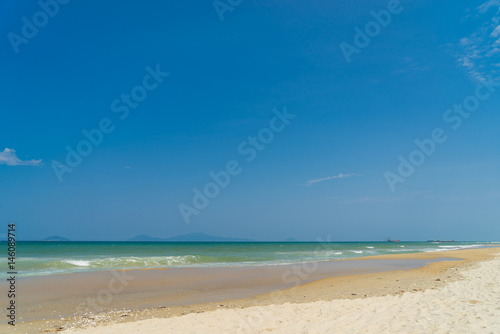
[127, 233, 253, 242]
[165, 233, 253, 242]
[42, 236, 71, 241]
[127, 234, 164, 242]
[283, 238, 298, 242]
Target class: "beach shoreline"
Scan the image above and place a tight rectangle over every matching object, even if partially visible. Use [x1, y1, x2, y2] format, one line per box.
[3, 246, 499, 333]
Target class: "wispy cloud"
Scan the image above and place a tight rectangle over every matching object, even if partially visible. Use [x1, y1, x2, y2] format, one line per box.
[336, 196, 404, 204]
[456, 2, 500, 81]
[393, 56, 430, 75]
[0, 148, 42, 166]
[306, 173, 360, 186]
[478, 0, 500, 14]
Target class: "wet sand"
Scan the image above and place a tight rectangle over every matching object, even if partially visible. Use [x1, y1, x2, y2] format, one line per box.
[67, 247, 500, 334]
[2, 246, 499, 333]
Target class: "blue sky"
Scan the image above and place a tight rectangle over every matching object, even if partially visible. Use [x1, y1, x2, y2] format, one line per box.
[1, 0, 499, 241]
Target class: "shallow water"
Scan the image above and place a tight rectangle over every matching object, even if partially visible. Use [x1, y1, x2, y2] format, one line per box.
[2, 241, 490, 277]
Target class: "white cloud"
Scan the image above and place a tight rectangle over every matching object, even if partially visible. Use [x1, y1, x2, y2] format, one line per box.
[0, 148, 42, 166]
[478, 0, 500, 14]
[456, 2, 500, 81]
[393, 56, 430, 75]
[490, 24, 500, 37]
[338, 196, 404, 204]
[459, 37, 471, 47]
[306, 173, 360, 186]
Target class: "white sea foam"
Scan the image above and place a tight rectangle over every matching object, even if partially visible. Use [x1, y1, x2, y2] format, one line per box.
[422, 244, 484, 252]
[65, 260, 91, 267]
[61, 255, 204, 269]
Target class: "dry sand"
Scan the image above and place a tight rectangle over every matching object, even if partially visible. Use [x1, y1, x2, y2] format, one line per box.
[54, 247, 500, 334]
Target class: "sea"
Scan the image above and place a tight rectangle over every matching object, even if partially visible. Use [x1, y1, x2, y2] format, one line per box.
[3, 241, 494, 278]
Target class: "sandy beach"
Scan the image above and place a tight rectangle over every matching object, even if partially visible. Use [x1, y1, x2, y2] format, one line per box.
[67, 247, 500, 334]
[3, 246, 499, 333]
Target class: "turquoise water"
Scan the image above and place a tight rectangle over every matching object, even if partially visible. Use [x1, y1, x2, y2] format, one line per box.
[1, 241, 492, 277]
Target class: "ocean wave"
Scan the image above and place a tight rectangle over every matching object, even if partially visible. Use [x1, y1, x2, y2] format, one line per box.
[98, 255, 211, 267]
[424, 244, 485, 252]
[65, 260, 91, 267]
[387, 249, 418, 252]
[438, 244, 482, 249]
[24, 255, 216, 273]
[14, 242, 489, 277]
[313, 251, 343, 256]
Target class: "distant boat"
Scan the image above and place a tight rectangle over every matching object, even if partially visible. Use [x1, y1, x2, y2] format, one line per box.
[387, 238, 400, 243]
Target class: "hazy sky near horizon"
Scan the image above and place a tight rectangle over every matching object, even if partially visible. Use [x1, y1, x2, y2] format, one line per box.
[1, 0, 500, 241]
